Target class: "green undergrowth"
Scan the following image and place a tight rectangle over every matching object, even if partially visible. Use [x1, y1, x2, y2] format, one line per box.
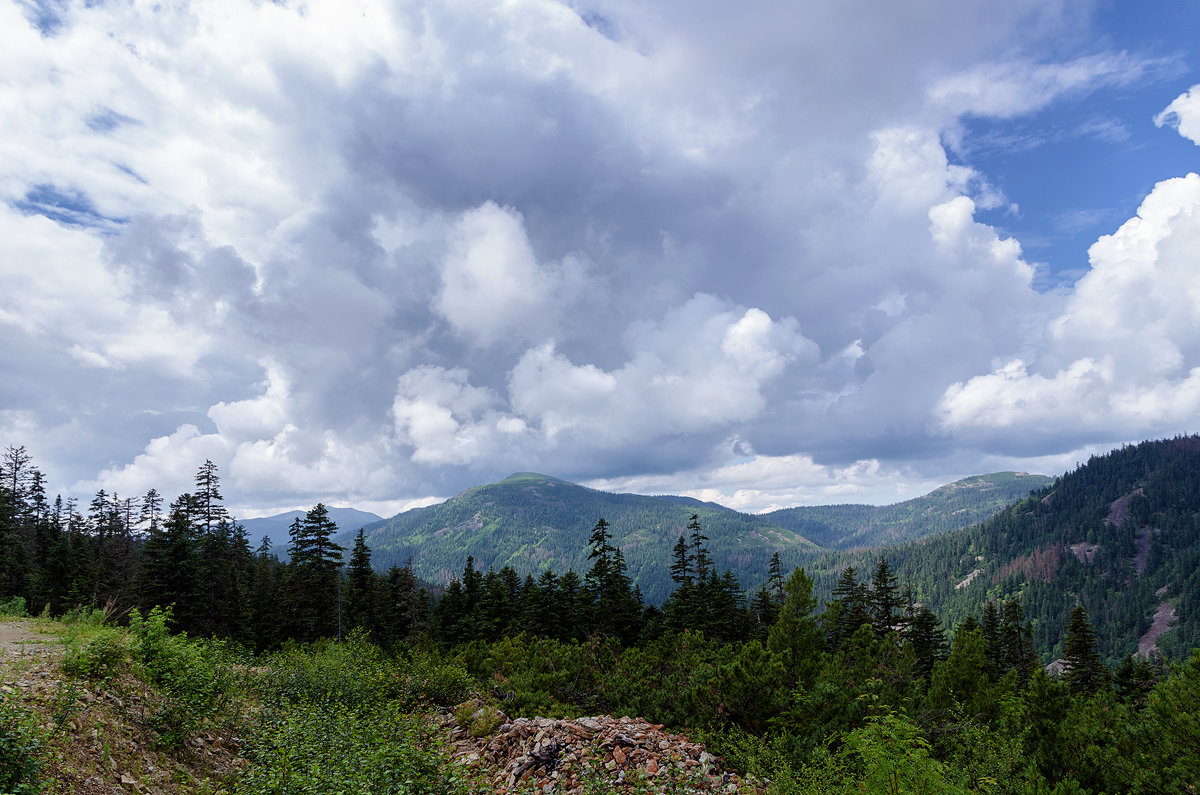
[236, 630, 485, 794]
[0, 690, 45, 795]
[60, 606, 249, 751]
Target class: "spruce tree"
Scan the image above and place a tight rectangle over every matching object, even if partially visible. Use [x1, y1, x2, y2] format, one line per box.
[981, 600, 1002, 676]
[193, 459, 229, 536]
[345, 528, 377, 636]
[767, 567, 822, 690]
[1062, 604, 1108, 694]
[380, 562, 419, 646]
[999, 597, 1037, 684]
[868, 558, 903, 637]
[827, 566, 870, 649]
[138, 494, 199, 630]
[286, 503, 345, 641]
[906, 606, 948, 680]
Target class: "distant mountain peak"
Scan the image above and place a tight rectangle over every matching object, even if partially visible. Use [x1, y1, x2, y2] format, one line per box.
[498, 472, 568, 485]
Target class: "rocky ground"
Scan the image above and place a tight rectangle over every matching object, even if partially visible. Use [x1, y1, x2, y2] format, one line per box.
[445, 699, 763, 793]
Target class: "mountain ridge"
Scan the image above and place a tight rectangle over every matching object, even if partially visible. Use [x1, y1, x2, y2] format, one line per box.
[346, 470, 1051, 603]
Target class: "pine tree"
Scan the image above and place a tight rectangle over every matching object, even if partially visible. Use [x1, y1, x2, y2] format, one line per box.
[767, 567, 822, 690]
[688, 514, 712, 581]
[906, 606, 948, 680]
[826, 566, 870, 650]
[344, 528, 378, 637]
[380, 562, 419, 647]
[557, 570, 586, 641]
[248, 540, 283, 651]
[138, 494, 199, 629]
[193, 459, 229, 536]
[585, 519, 640, 642]
[285, 503, 345, 641]
[868, 558, 903, 637]
[139, 489, 163, 536]
[669, 533, 693, 588]
[1062, 605, 1108, 694]
[767, 552, 785, 605]
[999, 597, 1037, 684]
[981, 600, 1002, 676]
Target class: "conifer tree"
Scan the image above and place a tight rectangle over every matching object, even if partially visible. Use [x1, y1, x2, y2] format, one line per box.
[669, 533, 693, 588]
[138, 494, 199, 629]
[826, 566, 870, 649]
[585, 519, 640, 642]
[285, 503, 345, 641]
[193, 459, 229, 537]
[557, 570, 586, 641]
[767, 567, 822, 690]
[380, 562, 419, 646]
[345, 528, 377, 637]
[1062, 604, 1108, 694]
[981, 600, 1002, 675]
[767, 551, 785, 605]
[868, 558, 903, 637]
[906, 606, 948, 680]
[248, 538, 283, 651]
[999, 597, 1037, 684]
[688, 514, 712, 581]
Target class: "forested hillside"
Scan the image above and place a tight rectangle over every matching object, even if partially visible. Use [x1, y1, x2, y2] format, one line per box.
[355, 472, 814, 603]
[803, 437, 1200, 664]
[352, 471, 1048, 602]
[764, 471, 1051, 548]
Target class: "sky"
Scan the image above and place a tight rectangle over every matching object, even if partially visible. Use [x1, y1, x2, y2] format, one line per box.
[3, 0, 1200, 519]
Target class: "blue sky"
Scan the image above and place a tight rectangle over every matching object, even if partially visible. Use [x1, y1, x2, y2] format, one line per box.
[965, 1, 1198, 287]
[2, 0, 1200, 518]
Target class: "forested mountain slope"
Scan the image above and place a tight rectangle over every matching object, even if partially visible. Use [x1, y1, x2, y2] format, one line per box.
[808, 437, 1200, 664]
[350, 470, 1049, 603]
[764, 471, 1051, 548]
[351, 473, 812, 604]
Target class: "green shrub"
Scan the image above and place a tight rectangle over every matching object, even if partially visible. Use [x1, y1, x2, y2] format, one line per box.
[0, 691, 44, 794]
[396, 647, 474, 708]
[237, 699, 484, 795]
[451, 699, 503, 738]
[128, 607, 234, 749]
[256, 632, 396, 709]
[0, 597, 28, 617]
[256, 632, 473, 712]
[60, 628, 131, 679]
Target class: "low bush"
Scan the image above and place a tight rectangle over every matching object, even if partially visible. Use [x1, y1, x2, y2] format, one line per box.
[128, 607, 237, 750]
[60, 628, 131, 680]
[0, 691, 44, 794]
[0, 597, 28, 617]
[237, 699, 484, 795]
[256, 631, 473, 711]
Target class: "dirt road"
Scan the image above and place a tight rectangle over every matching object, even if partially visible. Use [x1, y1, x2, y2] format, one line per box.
[0, 619, 59, 655]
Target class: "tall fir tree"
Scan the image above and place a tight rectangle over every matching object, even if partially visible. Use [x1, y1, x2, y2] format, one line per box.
[1062, 604, 1108, 694]
[345, 528, 377, 637]
[868, 558, 904, 638]
[285, 503, 345, 642]
[767, 567, 823, 690]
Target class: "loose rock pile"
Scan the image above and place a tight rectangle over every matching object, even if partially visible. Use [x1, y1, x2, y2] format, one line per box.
[445, 701, 761, 793]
